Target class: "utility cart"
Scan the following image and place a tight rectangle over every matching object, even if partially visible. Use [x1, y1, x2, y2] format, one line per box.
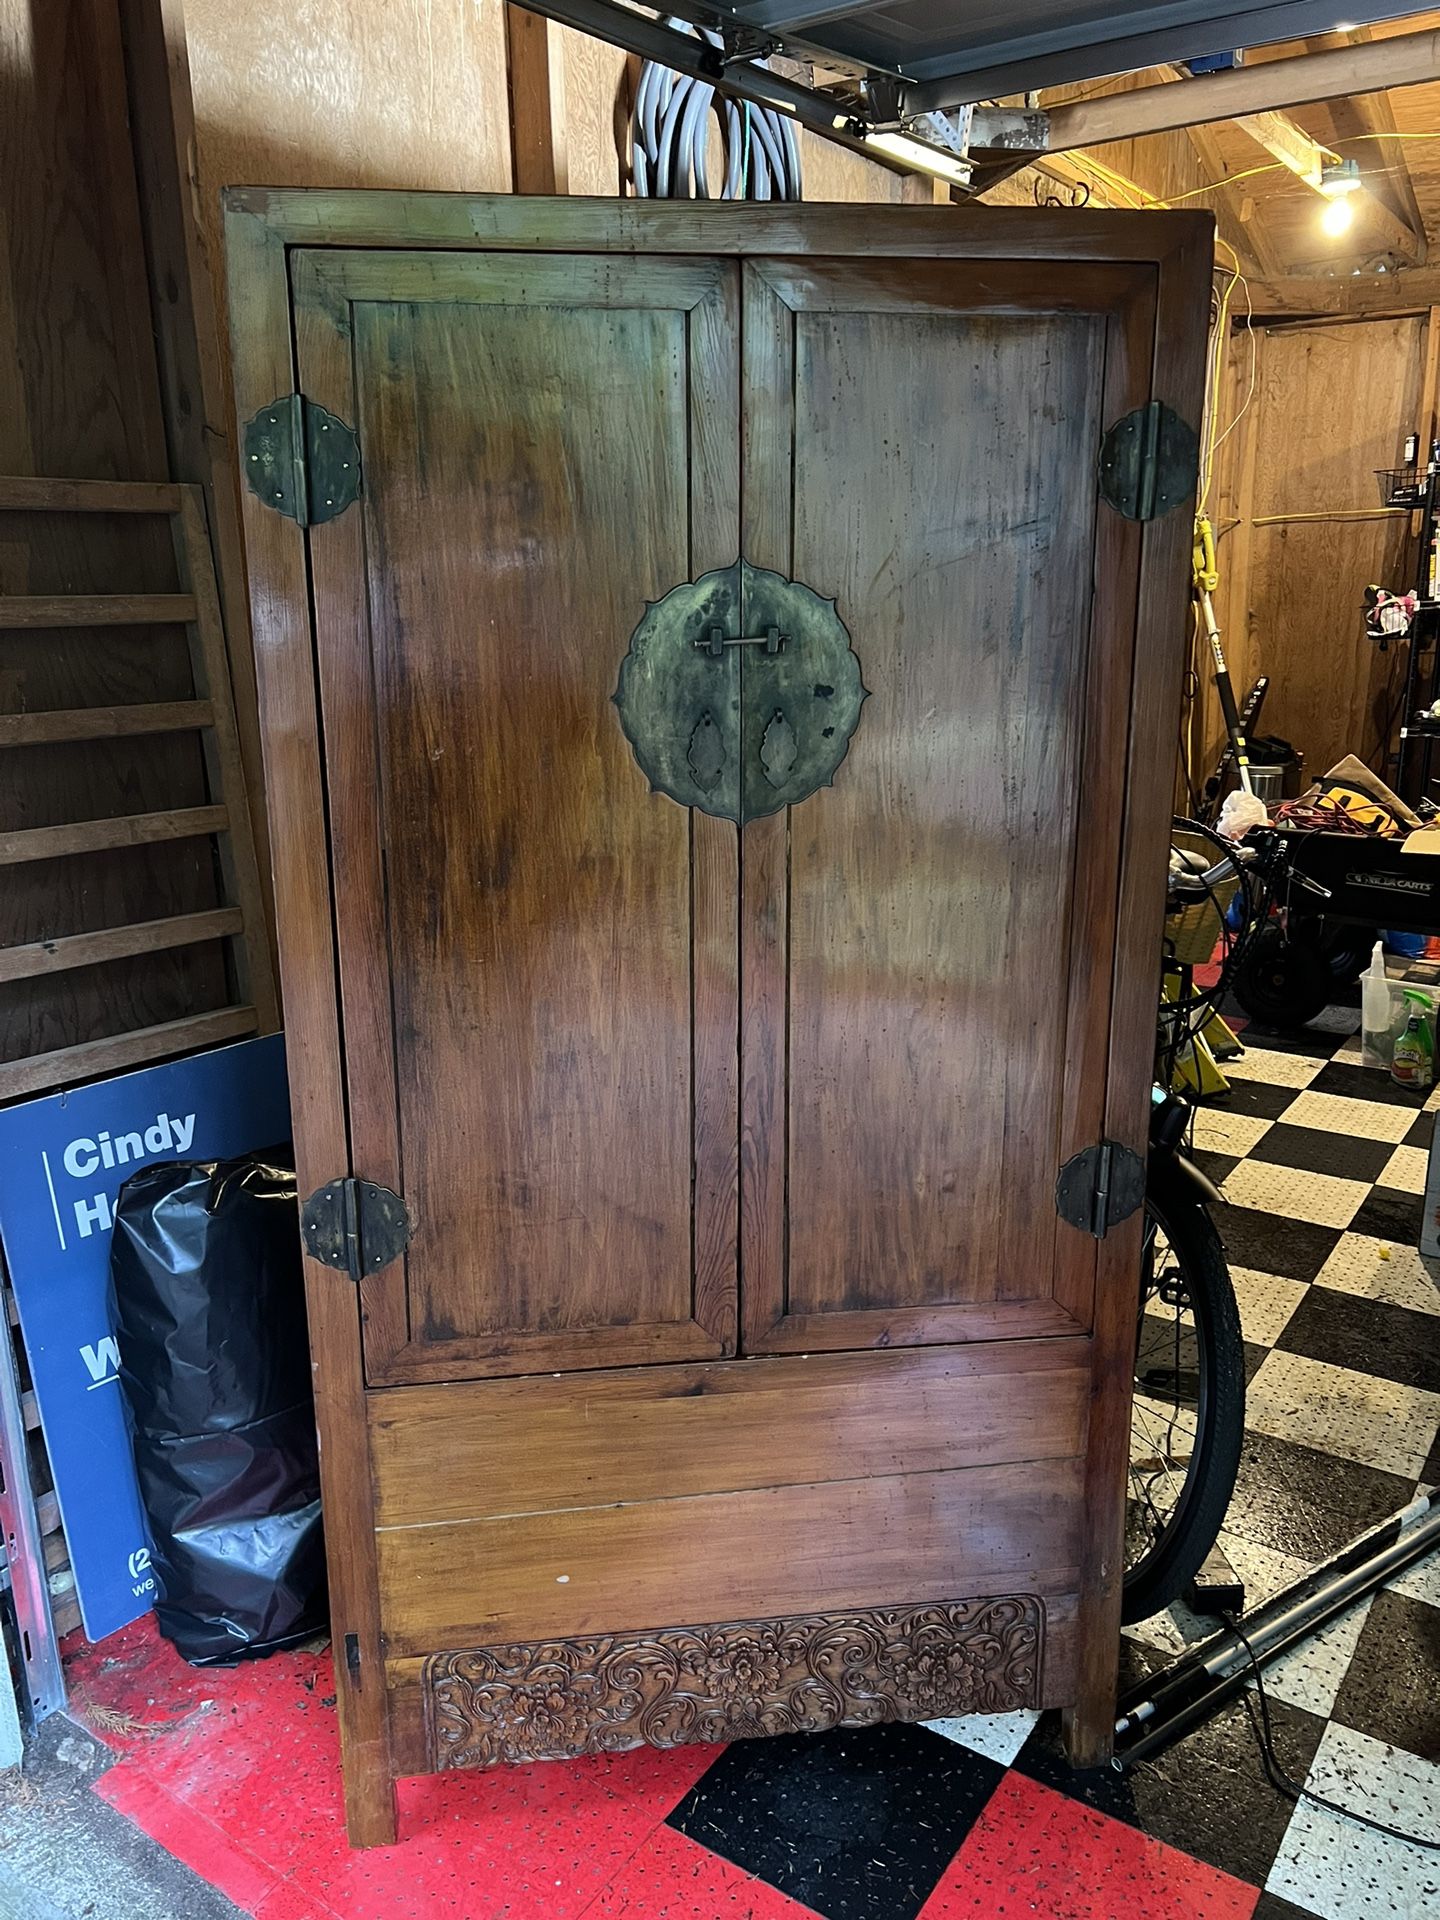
[1234, 827, 1440, 1027]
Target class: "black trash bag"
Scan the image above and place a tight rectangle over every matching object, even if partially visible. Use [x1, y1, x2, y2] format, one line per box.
[108, 1153, 326, 1665]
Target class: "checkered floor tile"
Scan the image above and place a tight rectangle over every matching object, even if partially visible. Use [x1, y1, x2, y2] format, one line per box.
[45, 996, 1440, 1920]
[1101, 994, 1439, 1919]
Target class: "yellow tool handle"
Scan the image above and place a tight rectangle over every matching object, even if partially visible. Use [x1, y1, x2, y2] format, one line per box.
[1192, 515, 1219, 595]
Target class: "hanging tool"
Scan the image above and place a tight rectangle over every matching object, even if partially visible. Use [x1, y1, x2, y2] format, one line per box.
[1201, 675, 1269, 821]
[1193, 516, 1254, 798]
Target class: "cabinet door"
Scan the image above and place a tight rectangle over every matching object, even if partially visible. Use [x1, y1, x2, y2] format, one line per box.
[740, 258, 1155, 1354]
[294, 251, 740, 1384]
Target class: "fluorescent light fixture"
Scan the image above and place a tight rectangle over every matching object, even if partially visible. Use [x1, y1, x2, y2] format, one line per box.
[864, 129, 973, 188]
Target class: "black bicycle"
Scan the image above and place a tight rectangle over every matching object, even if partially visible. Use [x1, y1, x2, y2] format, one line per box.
[1124, 1089, 1244, 1621]
[1122, 822, 1302, 1622]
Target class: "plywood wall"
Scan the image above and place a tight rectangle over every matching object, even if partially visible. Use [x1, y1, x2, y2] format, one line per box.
[1197, 313, 1428, 796]
[181, 0, 512, 319]
[184, 0, 513, 197]
[180, 0, 903, 214]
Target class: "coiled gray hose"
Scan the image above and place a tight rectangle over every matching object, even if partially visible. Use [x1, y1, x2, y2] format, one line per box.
[632, 22, 802, 200]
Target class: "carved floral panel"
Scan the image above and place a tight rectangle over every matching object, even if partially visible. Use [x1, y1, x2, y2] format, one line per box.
[424, 1595, 1044, 1770]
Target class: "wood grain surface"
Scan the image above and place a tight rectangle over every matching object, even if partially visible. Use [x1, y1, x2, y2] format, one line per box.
[375, 1456, 1086, 1655]
[293, 250, 740, 1382]
[367, 1342, 1090, 1526]
[1064, 218, 1212, 1768]
[226, 198, 399, 1848]
[740, 257, 1142, 1355]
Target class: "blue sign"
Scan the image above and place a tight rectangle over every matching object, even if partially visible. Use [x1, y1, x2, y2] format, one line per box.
[0, 1035, 290, 1641]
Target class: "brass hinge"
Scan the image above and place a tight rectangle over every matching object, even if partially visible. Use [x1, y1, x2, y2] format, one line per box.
[242, 392, 361, 526]
[1098, 401, 1199, 522]
[1055, 1141, 1146, 1239]
[301, 1177, 411, 1278]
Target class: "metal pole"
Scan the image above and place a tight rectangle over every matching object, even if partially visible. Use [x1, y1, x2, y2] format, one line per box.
[1114, 1489, 1439, 1770]
[0, 1273, 65, 1728]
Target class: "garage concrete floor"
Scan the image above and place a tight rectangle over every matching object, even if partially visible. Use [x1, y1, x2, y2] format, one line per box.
[0, 1710, 239, 1920]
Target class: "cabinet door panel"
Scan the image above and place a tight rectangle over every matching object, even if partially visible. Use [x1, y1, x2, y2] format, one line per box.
[295, 251, 740, 1383]
[741, 259, 1154, 1353]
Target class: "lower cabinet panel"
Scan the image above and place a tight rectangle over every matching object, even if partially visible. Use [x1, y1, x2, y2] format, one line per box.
[423, 1595, 1048, 1769]
[369, 1342, 1091, 1772]
[384, 1595, 1080, 1777]
[376, 1457, 1084, 1654]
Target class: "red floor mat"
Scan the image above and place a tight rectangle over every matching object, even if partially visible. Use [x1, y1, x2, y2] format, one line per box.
[588, 1824, 823, 1918]
[917, 1772, 1261, 1920]
[68, 1616, 714, 1919]
[65, 1617, 1282, 1920]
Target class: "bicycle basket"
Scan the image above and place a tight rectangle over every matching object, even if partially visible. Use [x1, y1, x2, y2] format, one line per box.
[1166, 827, 1240, 966]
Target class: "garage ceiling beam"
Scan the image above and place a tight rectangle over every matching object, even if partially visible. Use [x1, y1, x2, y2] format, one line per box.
[1234, 109, 1328, 188]
[1041, 27, 1440, 153]
[1242, 266, 1440, 319]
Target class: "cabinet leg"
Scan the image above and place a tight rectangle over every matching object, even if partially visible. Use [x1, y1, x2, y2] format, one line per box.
[344, 1761, 399, 1848]
[1062, 1694, 1116, 1771]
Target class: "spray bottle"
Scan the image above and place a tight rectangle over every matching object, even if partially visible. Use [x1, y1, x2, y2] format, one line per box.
[1391, 990, 1434, 1091]
[1362, 941, 1392, 1064]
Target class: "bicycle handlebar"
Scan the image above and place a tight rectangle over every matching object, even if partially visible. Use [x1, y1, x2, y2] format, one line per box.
[1167, 830, 1331, 909]
[1167, 843, 1254, 904]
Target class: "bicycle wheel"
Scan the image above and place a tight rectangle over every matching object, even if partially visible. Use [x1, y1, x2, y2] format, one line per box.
[1122, 1159, 1245, 1624]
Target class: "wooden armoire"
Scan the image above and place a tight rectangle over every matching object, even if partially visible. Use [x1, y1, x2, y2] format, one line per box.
[225, 192, 1210, 1846]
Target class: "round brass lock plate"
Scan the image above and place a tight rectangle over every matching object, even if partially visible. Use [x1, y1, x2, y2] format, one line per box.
[612, 559, 867, 823]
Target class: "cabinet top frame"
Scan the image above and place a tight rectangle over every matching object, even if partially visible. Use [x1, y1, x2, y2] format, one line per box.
[223, 188, 1212, 268]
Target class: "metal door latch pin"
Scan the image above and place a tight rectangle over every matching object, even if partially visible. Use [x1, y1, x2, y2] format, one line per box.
[697, 625, 787, 657]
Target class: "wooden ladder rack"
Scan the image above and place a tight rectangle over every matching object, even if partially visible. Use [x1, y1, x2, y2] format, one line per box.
[0, 476, 277, 1100]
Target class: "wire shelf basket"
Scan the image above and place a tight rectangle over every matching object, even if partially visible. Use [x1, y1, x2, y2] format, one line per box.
[1165, 828, 1242, 967]
[1377, 466, 1434, 510]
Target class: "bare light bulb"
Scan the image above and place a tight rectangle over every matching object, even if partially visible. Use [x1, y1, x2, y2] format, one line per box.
[1321, 197, 1355, 238]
